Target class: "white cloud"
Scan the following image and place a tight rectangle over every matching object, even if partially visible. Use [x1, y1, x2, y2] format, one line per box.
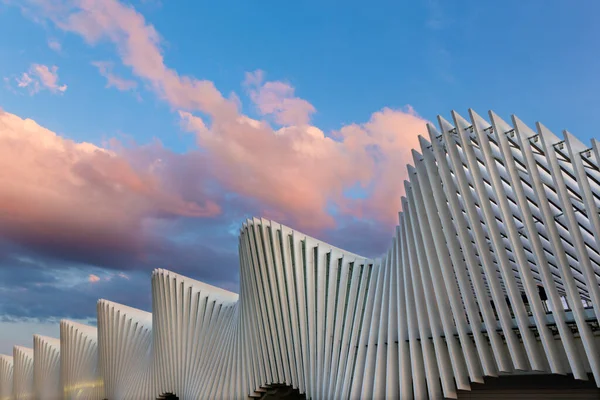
[14, 63, 67, 94]
[47, 38, 62, 52]
[92, 61, 138, 91]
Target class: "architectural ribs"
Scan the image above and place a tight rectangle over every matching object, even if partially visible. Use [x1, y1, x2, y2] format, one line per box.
[0, 109, 599, 399]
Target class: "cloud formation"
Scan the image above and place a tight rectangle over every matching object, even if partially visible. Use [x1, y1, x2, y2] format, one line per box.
[47, 38, 61, 52]
[0, 252, 154, 321]
[0, 111, 240, 322]
[16, 63, 67, 94]
[42, 0, 235, 117]
[1, 0, 430, 325]
[0, 109, 220, 268]
[179, 102, 425, 230]
[19, 0, 426, 228]
[92, 61, 138, 91]
[245, 70, 315, 126]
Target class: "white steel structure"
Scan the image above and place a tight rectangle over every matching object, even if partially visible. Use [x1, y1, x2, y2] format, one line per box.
[0, 109, 599, 399]
[0, 356, 13, 400]
[13, 347, 33, 400]
[59, 320, 103, 400]
[33, 335, 60, 400]
[97, 300, 153, 399]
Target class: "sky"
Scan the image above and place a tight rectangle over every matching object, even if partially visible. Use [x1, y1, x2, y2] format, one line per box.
[0, 0, 598, 354]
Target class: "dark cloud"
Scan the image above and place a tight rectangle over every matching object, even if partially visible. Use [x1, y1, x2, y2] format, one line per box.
[0, 264, 151, 321]
[0, 216, 240, 321]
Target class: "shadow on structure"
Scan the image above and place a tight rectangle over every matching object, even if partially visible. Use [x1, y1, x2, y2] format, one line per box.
[458, 373, 600, 399]
[249, 384, 306, 399]
[156, 393, 178, 400]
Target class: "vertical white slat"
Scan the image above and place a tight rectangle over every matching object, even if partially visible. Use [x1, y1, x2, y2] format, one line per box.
[344, 261, 377, 399]
[370, 255, 391, 399]
[240, 230, 269, 390]
[332, 259, 364, 399]
[240, 238, 261, 395]
[323, 254, 345, 398]
[350, 259, 383, 399]
[362, 258, 389, 397]
[314, 245, 328, 396]
[395, 223, 413, 400]
[320, 250, 342, 399]
[258, 218, 288, 383]
[280, 225, 306, 393]
[250, 219, 282, 384]
[400, 209, 427, 399]
[292, 230, 311, 396]
[386, 241, 400, 400]
[269, 222, 298, 388]
[304, 237, 318, 398]
[246, 221, 277, 384]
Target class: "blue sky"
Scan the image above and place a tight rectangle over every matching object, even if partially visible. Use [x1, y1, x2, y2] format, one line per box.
[3, 1, 599, 144]
[0, 0, 598, 353]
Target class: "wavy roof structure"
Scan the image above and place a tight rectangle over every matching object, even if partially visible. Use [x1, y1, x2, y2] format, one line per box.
[0, 109, 599, 399]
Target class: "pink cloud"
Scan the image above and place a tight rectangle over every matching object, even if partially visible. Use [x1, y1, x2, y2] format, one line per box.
[180, 103, 425, 229]
[18, 0, 428, 231]
[16, 73, 37, 90]
[88, 274, 100, 283]
[245, 70, 316, 126]
[0, 109, 220, 262]
[92, 61, 138, 91]
[37, 0, 235, 117]
[31, 64, 67, 92]
[15, 64, 67, 94]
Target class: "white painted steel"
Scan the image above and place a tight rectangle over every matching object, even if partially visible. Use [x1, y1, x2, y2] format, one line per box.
[0, 354, 14, 400]
[0, 109, 598, 399]
[33, 335, 61, 400]
[60, 320, 103, 400]
[0, 355, 13, 400]
[13, 347, 33, 400]
[97, 300, 152, 399]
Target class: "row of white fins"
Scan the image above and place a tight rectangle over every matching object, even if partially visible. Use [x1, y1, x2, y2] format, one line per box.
[0, 269, 242, 400]
[379, 109, 600, 399]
